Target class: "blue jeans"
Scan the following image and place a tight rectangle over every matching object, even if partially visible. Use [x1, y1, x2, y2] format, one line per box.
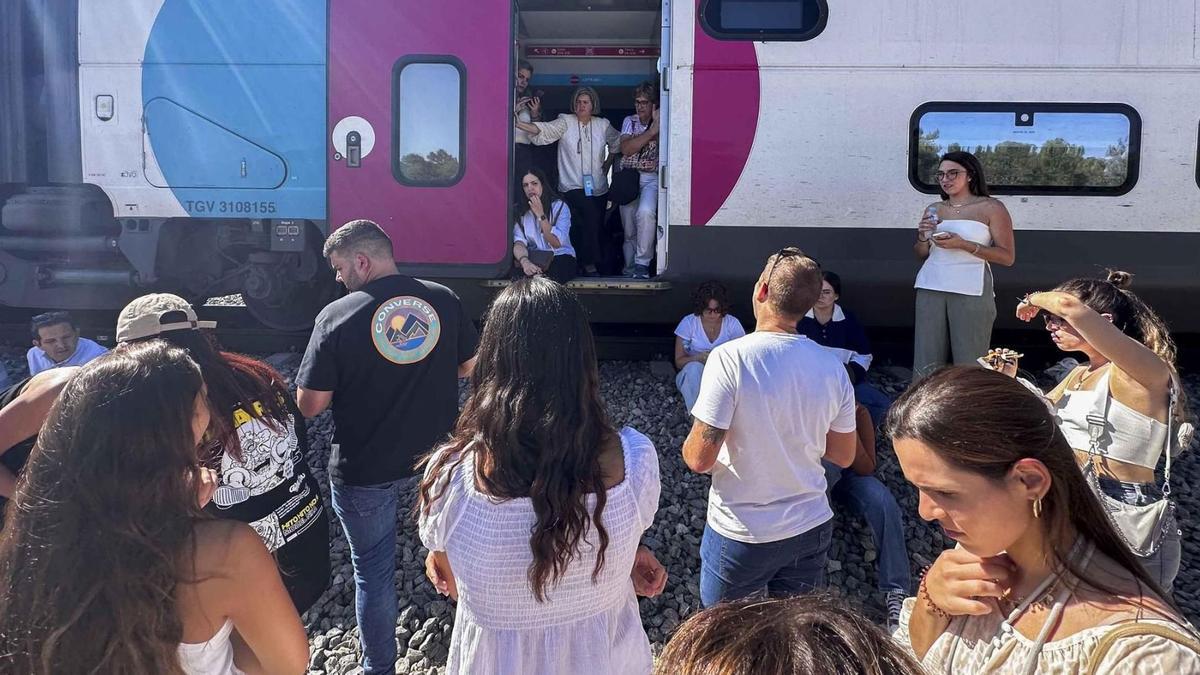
[854, 382, 892, 429]
[823, 461, 912, 595]
[675, 361, 704, 413]
[699, 520, 833, 607]
[1097, 475, 1182, 595]
[330, 478, 407, 675]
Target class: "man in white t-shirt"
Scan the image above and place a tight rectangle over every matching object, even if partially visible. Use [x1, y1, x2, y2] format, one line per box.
[682, 248, 857, 607]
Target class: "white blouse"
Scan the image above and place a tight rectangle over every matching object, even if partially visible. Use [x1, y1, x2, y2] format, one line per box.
[674, 313, 746, 356]
[418, 427, 661, 675]
[530, 114, 621, 195]
[513, 199, 575, 258]
[894, 598, 1200, 674]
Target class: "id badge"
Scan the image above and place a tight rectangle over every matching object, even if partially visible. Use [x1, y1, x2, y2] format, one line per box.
[582, 174, 595, 197]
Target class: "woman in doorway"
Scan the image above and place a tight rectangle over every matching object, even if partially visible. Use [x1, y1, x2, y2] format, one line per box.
[617, 81, 660, 279]
[0, 341, 308, 674]
[891, 367, 1199, 674]
[516, 86, 621, 277]
[417, 276, 665, 674]
[511, 167, 576, 284]
[1005, 270, 1188, 593]
[674, 281, 746, 413]
[912, 151, 1015, 378]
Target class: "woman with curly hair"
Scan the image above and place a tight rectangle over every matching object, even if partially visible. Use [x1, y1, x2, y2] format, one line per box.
[674, 281, 746, 412]
[416, 276, 665, 674]
[0, 340, 308, 674]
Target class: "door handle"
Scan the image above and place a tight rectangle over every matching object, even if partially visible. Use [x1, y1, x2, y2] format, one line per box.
[346, 131, 362, 168]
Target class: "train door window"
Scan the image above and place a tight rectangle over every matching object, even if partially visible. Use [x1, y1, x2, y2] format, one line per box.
[392, 57, 466, 187]
[910, 103, 1140, 196]
[700, 0, 828, 41]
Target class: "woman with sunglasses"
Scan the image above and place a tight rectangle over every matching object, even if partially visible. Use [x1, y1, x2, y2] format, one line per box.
[674, 281, 746, 413]
[912, 151, 1015, 379]
[1007, 270, 1188, 592]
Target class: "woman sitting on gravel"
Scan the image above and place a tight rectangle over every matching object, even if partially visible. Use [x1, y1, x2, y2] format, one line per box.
[1008, 271, 1189, 594]
[891, 367, 1200, 674]
[674, 280, 746, 412]
[654, 594, 924, 675]
[417, 276, 665, 674]
[117, 293, 331, 614]
[0, 341, 308, 674]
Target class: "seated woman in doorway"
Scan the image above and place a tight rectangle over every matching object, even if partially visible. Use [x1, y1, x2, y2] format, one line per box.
[0, 341, 308, 674]
[891, 367, 1200, 674]
[511, 167, 576, 284]
[515, 86, 621, 277]
[417, 276, 666, 674]
[674, 281, 746, 413]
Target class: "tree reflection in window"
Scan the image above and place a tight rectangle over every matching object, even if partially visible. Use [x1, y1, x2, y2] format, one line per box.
[394, 60, 464, 186]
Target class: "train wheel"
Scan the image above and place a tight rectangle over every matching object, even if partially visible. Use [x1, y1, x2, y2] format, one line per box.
[241, 238, 337, 331]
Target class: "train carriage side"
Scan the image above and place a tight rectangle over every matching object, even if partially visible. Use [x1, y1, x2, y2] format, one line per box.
[667, 0, 1200, 330]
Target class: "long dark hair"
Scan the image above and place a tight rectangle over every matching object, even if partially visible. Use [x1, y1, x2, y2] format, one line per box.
[937, 150, 992, 200]
[515, 166, 562, 225]
[654, 593, 924, 675]
[885, 367, 1174, 608]
[139, 322, 291, 463]
[0, 341, 208, 674]
[417, 276, 617, 601]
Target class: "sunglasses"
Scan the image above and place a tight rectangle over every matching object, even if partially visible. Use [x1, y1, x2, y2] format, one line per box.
[765, 247, 803, 289]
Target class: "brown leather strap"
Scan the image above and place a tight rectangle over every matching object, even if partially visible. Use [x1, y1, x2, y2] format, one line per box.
[1086, 622, 1200, 675]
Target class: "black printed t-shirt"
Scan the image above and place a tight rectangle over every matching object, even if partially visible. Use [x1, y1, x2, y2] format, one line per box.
[296, 275, 477, 486]
[0, 378, 35, 518]
[205, 396, 330, 614]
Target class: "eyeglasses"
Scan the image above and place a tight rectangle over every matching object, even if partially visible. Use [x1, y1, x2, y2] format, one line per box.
[1042, 314, 1065, 328]
[634, 99, 653, 107]
[818, 289, 835, 297]
[702, 306, 725, 315]
[934, 169, 965, 181]
[765, 247, 803, 290]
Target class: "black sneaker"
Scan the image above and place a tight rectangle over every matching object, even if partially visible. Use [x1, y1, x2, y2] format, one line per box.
[885, 591, 906, 634]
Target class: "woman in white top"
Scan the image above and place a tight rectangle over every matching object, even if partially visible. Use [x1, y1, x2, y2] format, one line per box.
[912, 151, 1015, 378]
[417, 276, 667, 675]
[1007, 270, 1189, 592]
[890, 367, 1200, 674]
[512, 167, 576, 284]
[516, 87, 621, 277]
[0, 341, 308, 675]
[673, 281, 746, 413]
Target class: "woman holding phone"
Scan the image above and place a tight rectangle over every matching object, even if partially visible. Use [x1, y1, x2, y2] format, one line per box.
[912, 151, 1015, 379]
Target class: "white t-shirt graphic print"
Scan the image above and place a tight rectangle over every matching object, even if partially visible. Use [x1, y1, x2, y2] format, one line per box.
[691, 332, 856, 544]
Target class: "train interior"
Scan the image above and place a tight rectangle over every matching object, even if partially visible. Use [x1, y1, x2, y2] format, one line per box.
[512, 0, 668, 287]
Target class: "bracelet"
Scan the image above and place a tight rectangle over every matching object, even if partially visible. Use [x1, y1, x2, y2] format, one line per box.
[972, 243, 982, 255]
[918, 235, 931, 243]
[517, 255, 529, 264]
[918, 565, 951, 619]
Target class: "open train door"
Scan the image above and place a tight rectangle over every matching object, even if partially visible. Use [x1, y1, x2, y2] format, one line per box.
[328, 0, 514, 276]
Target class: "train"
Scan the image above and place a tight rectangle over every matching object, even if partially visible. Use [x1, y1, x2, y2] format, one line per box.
[2, 0, 1199, 331]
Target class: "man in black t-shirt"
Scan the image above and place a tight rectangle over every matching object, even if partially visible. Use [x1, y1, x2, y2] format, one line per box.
[296, 219, 476, 675]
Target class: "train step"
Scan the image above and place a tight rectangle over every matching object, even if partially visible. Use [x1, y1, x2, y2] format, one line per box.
[481, 277, 670, 294]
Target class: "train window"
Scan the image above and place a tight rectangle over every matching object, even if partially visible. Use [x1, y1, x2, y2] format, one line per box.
[392, 57, 466, 187]
[699, 0, 828, 41]
[910, 103, 1140, 196]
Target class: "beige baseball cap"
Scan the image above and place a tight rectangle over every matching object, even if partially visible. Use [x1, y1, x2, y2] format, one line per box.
[116, 293, 216, 343]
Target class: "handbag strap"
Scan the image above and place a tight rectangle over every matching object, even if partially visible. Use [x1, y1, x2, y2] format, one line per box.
[1086, 621, 1200, 675]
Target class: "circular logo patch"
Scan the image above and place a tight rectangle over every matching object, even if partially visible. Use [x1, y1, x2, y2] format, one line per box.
[371, 295, 441, 365]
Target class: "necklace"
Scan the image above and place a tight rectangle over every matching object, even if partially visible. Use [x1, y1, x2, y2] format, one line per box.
[949, 198, 978, 214]
[1073, 363, 1110, 391]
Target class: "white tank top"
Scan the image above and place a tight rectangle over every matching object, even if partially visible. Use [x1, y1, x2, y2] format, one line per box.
[914, 219, 992, 296]
[1054, 368, 1170, 471]
[178, 619, 244, 675]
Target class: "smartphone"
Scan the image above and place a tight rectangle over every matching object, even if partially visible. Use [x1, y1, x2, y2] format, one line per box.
[932, 231, 953, 240]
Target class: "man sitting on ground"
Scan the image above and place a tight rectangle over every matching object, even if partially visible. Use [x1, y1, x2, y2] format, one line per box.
[26, 311, 107, 376]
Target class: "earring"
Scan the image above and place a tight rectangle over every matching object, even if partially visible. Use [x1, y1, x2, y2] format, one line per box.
[1033, 497, 1043, 519]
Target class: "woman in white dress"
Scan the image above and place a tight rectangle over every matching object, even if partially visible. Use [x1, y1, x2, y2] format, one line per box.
[673, 281, 746, 413]
[912, 151, 1015, 378]
[417, 276, 667, 675]
[890, 367, 1200, 674]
